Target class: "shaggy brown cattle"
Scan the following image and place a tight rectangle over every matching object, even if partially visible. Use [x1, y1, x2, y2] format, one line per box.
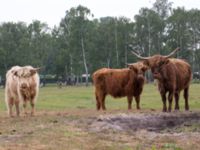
[131, 48, 192, 112]
[5, 66, 40, 117]
[92, 62, 148, 110]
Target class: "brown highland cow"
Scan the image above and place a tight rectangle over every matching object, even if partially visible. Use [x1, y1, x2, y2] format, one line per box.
[131, 48, 192, 112]
[92, 62, 148, 110]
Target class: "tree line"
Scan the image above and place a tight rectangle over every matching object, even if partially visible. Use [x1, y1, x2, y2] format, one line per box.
[0, 0, 200, 84]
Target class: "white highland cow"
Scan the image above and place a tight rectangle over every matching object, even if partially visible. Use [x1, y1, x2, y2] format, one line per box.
[5, 66, 40, 117]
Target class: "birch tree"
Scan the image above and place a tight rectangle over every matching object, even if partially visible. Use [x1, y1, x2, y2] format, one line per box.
[60, 5, 93, 86]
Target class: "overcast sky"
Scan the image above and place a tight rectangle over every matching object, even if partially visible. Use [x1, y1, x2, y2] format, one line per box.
[0, 0, 200, 27]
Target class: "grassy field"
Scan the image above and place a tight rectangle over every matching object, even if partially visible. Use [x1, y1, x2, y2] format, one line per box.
[0, 83, 199, 112]
[0, 83, 199, 150]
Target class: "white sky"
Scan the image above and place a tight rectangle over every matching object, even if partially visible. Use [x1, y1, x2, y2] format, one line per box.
[0, 0, 199, 28]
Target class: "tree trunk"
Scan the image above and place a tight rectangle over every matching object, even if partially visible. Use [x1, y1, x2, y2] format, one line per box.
[192, 30, 196, 73]
[115, 20, 119, 67]
[81, 36, 89, 86]
[70, 54, 73, 77]
[107, 58, 110, 68]
[125, 43, 128, 67]
[147, 18, 151, 57]
[76, 75, 80, 85]
[147, 18, 151, 82]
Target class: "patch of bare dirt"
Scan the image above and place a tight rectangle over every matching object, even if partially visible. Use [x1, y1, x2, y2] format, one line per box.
[85, 111, 200, 133]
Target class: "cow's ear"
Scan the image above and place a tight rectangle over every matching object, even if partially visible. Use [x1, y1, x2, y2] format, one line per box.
[142, 65, 148, 72]
[12, 71, 18, 76]
[14, 71, 18, 76]
[127, 63, 132, 69]
[30, 69, 37, 76]
[164, 59, 170, 64]
[128, 65, 138, 73]
[143, 60, 149, 66]
[159, 59, 169, 66]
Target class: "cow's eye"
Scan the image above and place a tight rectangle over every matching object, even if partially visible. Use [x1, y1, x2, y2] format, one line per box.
[159, 61, 164, 66]
[158, 64, 164, 71]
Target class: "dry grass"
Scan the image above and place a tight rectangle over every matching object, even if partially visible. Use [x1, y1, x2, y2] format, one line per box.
[0, 110, 200, 150]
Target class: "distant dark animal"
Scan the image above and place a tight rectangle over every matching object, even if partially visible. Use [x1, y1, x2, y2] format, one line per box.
[5, 66, 40, 117]
[131, 48, 192, 112]
[193, 72, 200, 80]
[92, 62, 148, 110]
[57, 80, 63, 88]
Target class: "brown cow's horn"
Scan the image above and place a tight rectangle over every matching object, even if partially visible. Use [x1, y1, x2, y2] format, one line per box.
[131, 51, 150, 60]
[165, 47, 180, 58]
[30, 68, 40, 75]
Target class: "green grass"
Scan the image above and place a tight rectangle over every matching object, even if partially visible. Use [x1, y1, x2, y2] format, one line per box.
[0, 83, 200, 111]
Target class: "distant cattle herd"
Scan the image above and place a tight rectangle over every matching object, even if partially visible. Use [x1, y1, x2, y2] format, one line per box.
[4, 47, 192, 117]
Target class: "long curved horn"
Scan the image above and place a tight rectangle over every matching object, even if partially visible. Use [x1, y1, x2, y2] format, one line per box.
[164, 47, 180, 58]
[131, 51, 150, 60]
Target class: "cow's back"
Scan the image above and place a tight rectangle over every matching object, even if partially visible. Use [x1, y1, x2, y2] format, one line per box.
[93, 68, 136, 98]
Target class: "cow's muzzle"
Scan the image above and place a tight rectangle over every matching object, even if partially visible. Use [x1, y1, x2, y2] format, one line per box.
[153, 72, 161, 79]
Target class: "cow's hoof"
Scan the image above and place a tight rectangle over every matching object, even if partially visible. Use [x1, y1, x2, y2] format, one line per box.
[31, 113, 35, 117]
[24, 113, 28, 117]
[185, 108, 189, 111]
[174, 109, 180, 113]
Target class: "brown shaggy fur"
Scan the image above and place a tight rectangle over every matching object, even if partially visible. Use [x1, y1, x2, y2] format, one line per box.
[143, 55, 192, 112]
[92, 62, 148, 110]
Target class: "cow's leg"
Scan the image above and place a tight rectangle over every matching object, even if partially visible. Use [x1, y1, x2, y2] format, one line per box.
[127, 96, 133, 110]
[30, 100, 35, 116]
[174, 91, 180, 111]
[15, 100, 20, 117]
[95, 92, 101, 110]
[101, 94, 106, 110]
[184, 87, 189, 111]
[8, 98, 14, 117]
[95, 91, 106, 110]
[160, 92, 167, 112]
[135, 96, 140, 110]
[23, 100, 28, 115]
[168, 91, 174, 112]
